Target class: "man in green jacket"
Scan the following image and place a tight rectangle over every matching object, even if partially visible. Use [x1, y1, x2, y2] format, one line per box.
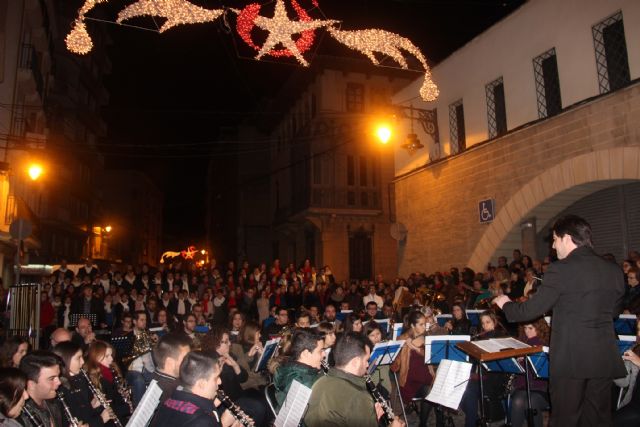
[273, 328, 324, 410]
[304, 333, 404, 427]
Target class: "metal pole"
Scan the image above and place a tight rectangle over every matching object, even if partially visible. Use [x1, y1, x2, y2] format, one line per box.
[392, 371, 409, 426]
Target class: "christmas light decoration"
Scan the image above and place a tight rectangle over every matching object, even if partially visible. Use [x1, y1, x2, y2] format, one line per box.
[117, 0, 223, 32]
[65, 0, 439, 101]
[66, 20, 94, 55]
[235, 0, 318, 59]
[327, 27, 439, 101]
[233, 0, 337, 66]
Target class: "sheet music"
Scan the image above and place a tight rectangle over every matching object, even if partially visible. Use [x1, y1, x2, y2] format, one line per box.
[426, 359, 472, 410]
[472, 337, 530, 353]
[255, 337, 281, 372]
[126, 380, 162, 427]
[274, 380, 312, 427]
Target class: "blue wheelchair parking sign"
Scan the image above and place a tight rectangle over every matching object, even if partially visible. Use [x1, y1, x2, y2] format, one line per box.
[479, 199, 495, 223]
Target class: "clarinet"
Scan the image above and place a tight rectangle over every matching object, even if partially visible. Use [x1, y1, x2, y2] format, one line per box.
[217, 389, 255, 427]
[111, 367, 134, 413]
[320, 359, 330, 374]
[364, 374, 395, 425]
[21, 404, 44, 427]
[57, 390, 81, 427]
[80, 369, 124, 427]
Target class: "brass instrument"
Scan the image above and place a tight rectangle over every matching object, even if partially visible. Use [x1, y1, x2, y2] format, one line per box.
[57, 390, 81, 427]
[80, 369, 123, 427]
[365, 374, 395, 426]
[217, 389, 255, 427]
[111, 367, 134, 413]
[123, 330, 153, 364]
[21, 404, 44, 427]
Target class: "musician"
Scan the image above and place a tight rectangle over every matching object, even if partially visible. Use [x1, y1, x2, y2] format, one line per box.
[0, 336, 29, 368]
[85, 341, 131, 424]
[322, 303, 342, 330]
[152, 351, 237, 427]
[614, 344, 640, 426]
[18, 352, 66, 427]
[342, 313, 363, 334]
[53, 341, 114, 426]
[230, 322, 266, 391]
[363, 301, 385, 322]
[444, 303, 471, 335]
[509, 319, 549, 427]
[272, 328, 324, 410]
[126, 310, 155, 406]
[494, 215, 626, 426]
[201, 325, 267, 426]
[0, 367, 29, 426]
[265, 307, 289, 339]
[304, 332, 404, 427]
[229, 312, 246, 344]
[149, 333, 192, 402]
[364, 321, 391, 398]
[72, 317, 96, 353]
[391, 310, 444, 427]
[295, 312, 312, 328]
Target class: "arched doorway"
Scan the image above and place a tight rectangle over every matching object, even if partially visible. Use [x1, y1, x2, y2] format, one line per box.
[468, 147, 640, 270]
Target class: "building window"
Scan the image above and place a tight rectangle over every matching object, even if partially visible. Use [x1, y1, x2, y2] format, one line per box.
[311, 94, 317, 117]
[533, 48, 562, 118]
[347, 191, 355, 206]
[593, 11, 630, 93]
[448, 99, 466, 154]
[360, 192, 368, 207]
[486, 77, 507, 138]
[359, 156, 367, 186]
[346, 83, 364, 112]
[347, 155, 355, 186]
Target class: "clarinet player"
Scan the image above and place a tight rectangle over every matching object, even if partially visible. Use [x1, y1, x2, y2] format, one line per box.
[304, 332, 405, 427]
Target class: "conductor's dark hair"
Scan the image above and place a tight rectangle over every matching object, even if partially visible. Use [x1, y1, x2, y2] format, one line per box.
[19, 351, 62, 383]
[552, 215, 593, 248]
[0, 367, 27, 417]
[333, 332, 369, 368]
[179, 351, 218, 390]
[289, 329, 323, 361]
[152, 333, 192, 370]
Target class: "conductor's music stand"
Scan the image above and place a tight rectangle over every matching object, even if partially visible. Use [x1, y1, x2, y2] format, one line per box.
[457, 341, 543, 427]
[70, 313, 97, 327]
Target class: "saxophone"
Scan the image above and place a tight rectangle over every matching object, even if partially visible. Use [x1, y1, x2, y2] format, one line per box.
[80, 369, 123, 427]
[217, 389, 255, 427]
[57, 390, 81, 427]
[365, 374, 395, 426]
[123, 330, 154, 364]
[111, 367, 134, 413]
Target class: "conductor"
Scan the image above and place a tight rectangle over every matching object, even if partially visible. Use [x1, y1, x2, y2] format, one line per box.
[494, 215, 625, 426]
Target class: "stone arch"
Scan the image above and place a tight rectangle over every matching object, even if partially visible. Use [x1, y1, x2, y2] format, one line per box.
[468, 146, 640, 271]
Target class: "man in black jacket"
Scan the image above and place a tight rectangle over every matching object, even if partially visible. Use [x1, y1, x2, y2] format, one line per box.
[153, 351, 236, 427]
[494, 215, 626, 426]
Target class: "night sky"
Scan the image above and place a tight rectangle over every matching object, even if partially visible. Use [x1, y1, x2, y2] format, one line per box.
[94, 0, 526, 247]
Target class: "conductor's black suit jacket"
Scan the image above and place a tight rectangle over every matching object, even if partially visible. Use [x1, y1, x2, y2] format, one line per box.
[503, 246, 626, 379]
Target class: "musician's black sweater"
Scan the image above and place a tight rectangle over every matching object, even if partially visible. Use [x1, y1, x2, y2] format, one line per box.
[152, 389, 220, 427]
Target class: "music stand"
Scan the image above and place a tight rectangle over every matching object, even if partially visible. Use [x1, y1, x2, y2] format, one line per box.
[70, 313, 97, 327]
[367, 341, 407, 426]
[457, 340, 543, 427]
[424, 335, 470, 364]
[617, 335, 636, 355]
[255, 337, 281, 373]
[614, 315, 637, 335]
[111, 334, 134, 360]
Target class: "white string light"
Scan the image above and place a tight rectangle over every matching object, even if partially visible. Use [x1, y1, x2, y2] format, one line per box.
[117, 0, 224, 33]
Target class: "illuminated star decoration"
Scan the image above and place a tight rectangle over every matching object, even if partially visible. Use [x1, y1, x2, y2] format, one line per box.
[65, 0, 439, 102]
[238, 0, 338, 66]
[117, 0, 223, 32]
[180, 246, 197, 260]
[327, 27, 439, 102]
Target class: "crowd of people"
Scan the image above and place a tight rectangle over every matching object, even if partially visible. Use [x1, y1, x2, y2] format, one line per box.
[0, 244, 639, 427]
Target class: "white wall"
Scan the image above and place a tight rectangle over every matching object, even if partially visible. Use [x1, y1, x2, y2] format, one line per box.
[392, 0, 640, 176]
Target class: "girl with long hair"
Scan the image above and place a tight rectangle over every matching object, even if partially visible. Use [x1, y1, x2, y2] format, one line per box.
[0, 336, 29, 368]
[53, 341, 115, 426]
[0, 367, 29, 426]
[84, 340, 131, 424]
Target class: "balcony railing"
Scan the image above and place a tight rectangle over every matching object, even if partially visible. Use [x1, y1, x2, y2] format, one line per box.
[310, 185, 381, 210]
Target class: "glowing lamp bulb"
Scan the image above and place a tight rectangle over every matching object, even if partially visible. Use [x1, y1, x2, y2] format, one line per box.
[28, 164, 43, 181]
[375, 125, 392, 144]
[105, 226, 112, 233]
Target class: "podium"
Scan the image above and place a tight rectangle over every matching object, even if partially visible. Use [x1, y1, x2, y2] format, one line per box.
[457, 340, 543, 427]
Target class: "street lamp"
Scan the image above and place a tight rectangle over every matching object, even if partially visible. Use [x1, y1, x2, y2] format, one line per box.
[27, 163, 44, 181]
[104, 225, 112, 233]
[374, 123, 393, 144]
